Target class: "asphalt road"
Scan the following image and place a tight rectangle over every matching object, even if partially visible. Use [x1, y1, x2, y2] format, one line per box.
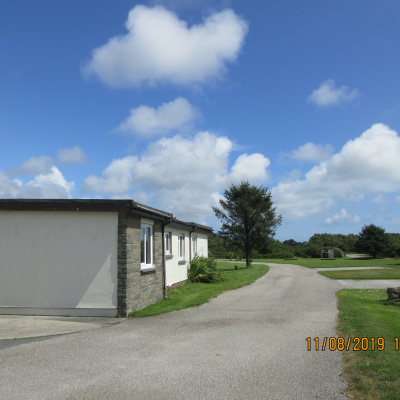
[0, 263, 349, 399]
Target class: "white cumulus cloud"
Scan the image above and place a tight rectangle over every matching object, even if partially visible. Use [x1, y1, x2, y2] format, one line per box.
[82, 132, 270, 221]
[325, 209, 360, 225]
[273, 123, 400, 220]
[8, 156, 53, 176]
[8, 147, 88, 178]
[57, 146, 88, 164]
[81, 5, 248, 88]
[289, 142, 334, 162]
[229, 153, 270, 184]
[83, 156, 138, 195]
[308, 79, 359, 107]
[116, 97, 199, 136]
[0, 167, 74, 199]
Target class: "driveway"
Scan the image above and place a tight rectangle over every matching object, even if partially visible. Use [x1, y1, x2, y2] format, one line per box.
[0, 263, 349, 399]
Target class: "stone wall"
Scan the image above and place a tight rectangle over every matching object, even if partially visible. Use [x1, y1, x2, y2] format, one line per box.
[118, 213, 165, 317]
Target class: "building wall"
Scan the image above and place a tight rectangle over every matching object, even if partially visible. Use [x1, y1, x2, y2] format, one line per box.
[164, 228, 210, 287]
[0, 211, 118, 317]
[165, 227, 190, 287]
[0, 207, 209, 317]
[118, 213, 164, 316]
[194, 232, 209, 258]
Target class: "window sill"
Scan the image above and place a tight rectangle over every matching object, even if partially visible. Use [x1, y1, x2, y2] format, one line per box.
[140, 266, 156, 274]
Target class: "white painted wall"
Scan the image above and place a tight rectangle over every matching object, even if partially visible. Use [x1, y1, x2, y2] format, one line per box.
[0, 211, 118, 317]
[165, 227, 189, 287]
[194, 233, 209, 258]
[164, 228, 209, 287]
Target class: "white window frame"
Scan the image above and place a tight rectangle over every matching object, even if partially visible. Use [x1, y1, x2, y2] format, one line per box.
[192, 235, 197, 258]
[141, 223, 154, 270]
[178, 233, 185, 260]
[164, 231, 172, 256]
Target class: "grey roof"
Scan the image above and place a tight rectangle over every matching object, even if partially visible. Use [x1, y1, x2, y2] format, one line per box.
[0, 199, 211, 232]
[168, 217, 213, 233]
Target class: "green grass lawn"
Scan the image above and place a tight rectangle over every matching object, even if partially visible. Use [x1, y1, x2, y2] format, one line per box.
[319, 266, 400, 279]
[129, 262, 268, 317]
[250, 257, 400, 279]
[252, 257, 400, 269]
[337, 289, 400, 399]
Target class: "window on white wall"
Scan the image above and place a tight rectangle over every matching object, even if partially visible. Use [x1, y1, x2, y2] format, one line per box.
[141, 223, 153, 268]
[192, 235, 197, 257]
[165, 231, 171, 255]
[178, 234, 185, 260]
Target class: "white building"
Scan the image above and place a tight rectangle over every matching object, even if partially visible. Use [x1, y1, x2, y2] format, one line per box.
[0, 199, 212, 317]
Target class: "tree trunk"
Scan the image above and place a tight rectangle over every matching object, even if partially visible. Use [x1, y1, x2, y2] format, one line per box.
[246, 256, 251, 267]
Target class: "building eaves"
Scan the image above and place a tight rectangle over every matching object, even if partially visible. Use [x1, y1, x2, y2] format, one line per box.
[0, 199, 133, 213]
[168, 217, 213, 234]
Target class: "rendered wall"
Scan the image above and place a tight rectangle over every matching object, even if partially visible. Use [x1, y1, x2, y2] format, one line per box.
[0, 211, 118, 317]
[164, 229, 209, 287]
[165, 227, 190, 287]
[195, 233, 209, 257]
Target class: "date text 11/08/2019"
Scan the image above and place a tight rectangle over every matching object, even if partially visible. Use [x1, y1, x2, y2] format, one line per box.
[306, 337, 400, 351]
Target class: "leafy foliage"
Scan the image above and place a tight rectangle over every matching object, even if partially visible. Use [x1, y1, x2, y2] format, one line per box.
[212, 181, 282, 266]
[266, 251, 295, 259]
[356, 224, 390, 258]
[308, 233, 358, 253]
[207, 233, 234, 259]
[387, 233, 400, 257]
[188, 256, 225, 283]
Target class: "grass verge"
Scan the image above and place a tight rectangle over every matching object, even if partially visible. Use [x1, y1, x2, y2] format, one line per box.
[129, 262, 269, 317]
[252, 257, 400, 278]
[253, 257, 400, 269]
[337, 289, 400, 399]
[319, 266, 400, 279]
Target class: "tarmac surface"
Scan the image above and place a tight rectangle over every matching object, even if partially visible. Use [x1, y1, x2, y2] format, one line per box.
[0, 315, 124, 340]
[1, 263, 399, 340]
[1, 263, 399, 399]
[1, 263, 351, 400]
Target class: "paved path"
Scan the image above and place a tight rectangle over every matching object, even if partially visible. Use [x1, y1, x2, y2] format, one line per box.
[0, 263, 349, 399]
[0, 316, 122, 340]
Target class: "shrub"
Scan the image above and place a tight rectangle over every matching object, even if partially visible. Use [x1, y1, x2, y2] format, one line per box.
[188, 256, 225, 283]
[264, 251, 295, 259]
[332, 247, 344, 258]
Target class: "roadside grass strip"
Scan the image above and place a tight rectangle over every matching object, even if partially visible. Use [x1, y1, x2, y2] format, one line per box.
[129, 262, 268, 317]
[253, 257, 400, 271]
[337, 289, 400, 400]
[318, 265, 400, 280]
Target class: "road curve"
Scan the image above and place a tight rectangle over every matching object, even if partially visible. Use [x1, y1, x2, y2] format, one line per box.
[0, 263, 348, 399]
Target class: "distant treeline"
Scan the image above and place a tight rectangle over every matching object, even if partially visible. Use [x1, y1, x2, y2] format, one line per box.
[209, 232, 400, 259]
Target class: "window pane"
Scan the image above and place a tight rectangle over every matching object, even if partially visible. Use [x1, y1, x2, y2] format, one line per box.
[179, 235, 184, 258]
[192, 236, 197, 255]
[165, 232, 170, 253]
[141, 227, 145, 264]
[146, 226, 152, 265]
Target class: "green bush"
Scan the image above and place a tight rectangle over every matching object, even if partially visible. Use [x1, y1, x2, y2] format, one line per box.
[305, 245, 344, 258]
[264, 251, 295, 259]
[188, 256, 225, 283]
[332, 247, 344, 258]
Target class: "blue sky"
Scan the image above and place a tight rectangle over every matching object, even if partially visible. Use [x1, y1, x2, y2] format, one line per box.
[1, 0, 400, 241]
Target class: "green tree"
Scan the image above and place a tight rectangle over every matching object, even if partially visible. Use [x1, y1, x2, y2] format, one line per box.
[356, 224, 390, 258]
[212, 181, 282, 266]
